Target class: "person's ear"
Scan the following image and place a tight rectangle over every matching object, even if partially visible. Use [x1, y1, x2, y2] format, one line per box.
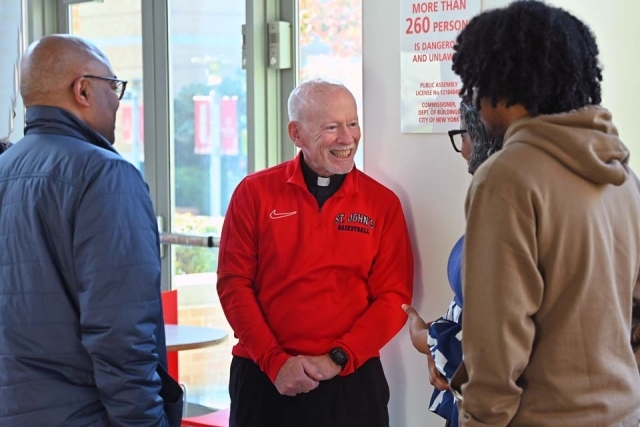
[288, 121, 303, 148]
[71, 78, 91, 107]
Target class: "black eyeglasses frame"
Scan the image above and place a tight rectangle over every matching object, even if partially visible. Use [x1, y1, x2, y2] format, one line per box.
[448, 129, 468, 153]
[79, 75, 128, 100]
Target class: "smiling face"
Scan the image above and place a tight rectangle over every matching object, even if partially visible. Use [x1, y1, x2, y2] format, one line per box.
[288, 87, 360, 177]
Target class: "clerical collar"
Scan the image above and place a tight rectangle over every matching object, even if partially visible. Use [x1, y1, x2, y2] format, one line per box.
[300, 158, 346, 188]
[317, 176, 330, 187]
[300, 156, 346, 208]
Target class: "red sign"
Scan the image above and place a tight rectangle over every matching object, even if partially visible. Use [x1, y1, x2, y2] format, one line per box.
[138, 104, 144, 144]
[117, 101, 144, 146]
[119, 101, 133, 145]
[193, 96, 211, 154]
[220, 96, 238, 156]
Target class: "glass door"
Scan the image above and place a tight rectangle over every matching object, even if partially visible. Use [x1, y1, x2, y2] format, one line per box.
[67, 0, 145, 172]
[62, 0, 357, 413]
[167, 0, 246, 410]
[65, 0, 247, 411]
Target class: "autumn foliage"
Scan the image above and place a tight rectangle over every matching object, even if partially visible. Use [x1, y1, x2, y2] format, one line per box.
[299, 0, 362, 58]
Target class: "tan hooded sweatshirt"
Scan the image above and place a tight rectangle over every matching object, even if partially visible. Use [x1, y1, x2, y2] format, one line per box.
[455, 106, 640, 426]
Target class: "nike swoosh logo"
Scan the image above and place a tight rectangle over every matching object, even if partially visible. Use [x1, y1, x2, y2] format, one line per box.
[270, 210, 297, 219]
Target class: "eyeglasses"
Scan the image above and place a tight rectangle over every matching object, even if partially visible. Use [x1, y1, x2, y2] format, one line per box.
[82, 75, 128, 100]
[448, 129, 468, 153]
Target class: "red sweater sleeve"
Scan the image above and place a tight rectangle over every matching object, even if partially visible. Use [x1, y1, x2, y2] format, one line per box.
[333, 197, 414, 375]
[217, 180, 290, 382]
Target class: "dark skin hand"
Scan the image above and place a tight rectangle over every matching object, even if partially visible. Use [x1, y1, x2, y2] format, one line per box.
[403, 304, 450, 391]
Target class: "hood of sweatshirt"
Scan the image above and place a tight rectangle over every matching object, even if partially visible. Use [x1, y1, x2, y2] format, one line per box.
[504, 106, 629, 185]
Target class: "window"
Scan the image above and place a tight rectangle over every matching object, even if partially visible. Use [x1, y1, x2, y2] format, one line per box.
[168, 0, 246, 409]
[52, 0, 361, 414]
[65, 0, 246, 410]
[68, 0, 144, 172]
[298, 0, 363, 167]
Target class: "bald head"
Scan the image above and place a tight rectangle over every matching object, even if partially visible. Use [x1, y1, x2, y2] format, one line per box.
[287, 79, 353, 123]
[20, 34, 112, 107]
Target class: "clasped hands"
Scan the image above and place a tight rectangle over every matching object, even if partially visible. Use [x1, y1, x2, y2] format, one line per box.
[274, 354, 342, 396]
[273, 304, 455, 397]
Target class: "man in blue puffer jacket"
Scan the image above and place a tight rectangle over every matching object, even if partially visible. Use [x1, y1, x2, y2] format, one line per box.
[0, 34, 182, 426]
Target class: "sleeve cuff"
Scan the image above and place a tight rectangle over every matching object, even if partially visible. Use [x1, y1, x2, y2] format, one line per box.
[333, 343, 356, 376]
[265, 352, 291, 383]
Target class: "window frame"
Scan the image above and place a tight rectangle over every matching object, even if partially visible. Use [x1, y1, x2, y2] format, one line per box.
[30, 0, 297, 290]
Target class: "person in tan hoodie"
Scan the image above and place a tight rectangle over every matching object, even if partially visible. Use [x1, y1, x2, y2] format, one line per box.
[449, 1, 640, 426]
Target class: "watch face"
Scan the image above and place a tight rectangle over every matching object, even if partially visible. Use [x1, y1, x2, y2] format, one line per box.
[330, 347, 348, 367]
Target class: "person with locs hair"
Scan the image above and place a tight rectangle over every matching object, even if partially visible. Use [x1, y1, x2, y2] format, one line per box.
[403, 102, 502, 427]
[449, 1, 640, 426]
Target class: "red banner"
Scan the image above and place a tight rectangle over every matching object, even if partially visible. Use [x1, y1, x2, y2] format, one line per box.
[193, 96, 211, 154]
[220, 96, 238, 156]
[119, 101, 133, 145]
[138, 104, 144, 144]
[117, 101, 144, 146]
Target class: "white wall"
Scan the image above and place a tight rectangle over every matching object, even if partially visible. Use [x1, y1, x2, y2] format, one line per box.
[363, 1, 640, 426]
[0, 0, 24, 143]
[551, 0, 640, 173]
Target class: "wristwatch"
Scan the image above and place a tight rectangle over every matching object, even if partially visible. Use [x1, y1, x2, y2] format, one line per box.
[328, 347, 349, 369]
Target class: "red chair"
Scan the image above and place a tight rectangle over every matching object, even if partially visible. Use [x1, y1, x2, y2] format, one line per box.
[161, 289, 179, 380]
[181, 408, 230, 427]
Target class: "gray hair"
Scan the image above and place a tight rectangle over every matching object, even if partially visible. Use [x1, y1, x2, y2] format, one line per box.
[287, 78, 349, 122]
[460, 102, 503, 174]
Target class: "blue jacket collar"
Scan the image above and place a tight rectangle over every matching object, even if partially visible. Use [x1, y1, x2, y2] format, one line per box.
[24, 106, 119, 155]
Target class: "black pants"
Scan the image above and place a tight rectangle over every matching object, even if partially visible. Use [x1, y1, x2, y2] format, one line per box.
[229, 356, 390, 427]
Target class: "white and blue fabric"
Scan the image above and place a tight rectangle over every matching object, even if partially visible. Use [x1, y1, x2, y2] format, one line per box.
[428, 299, 463, 427]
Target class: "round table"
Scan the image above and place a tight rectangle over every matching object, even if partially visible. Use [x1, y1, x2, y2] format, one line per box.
[164, 324, 228, 352]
